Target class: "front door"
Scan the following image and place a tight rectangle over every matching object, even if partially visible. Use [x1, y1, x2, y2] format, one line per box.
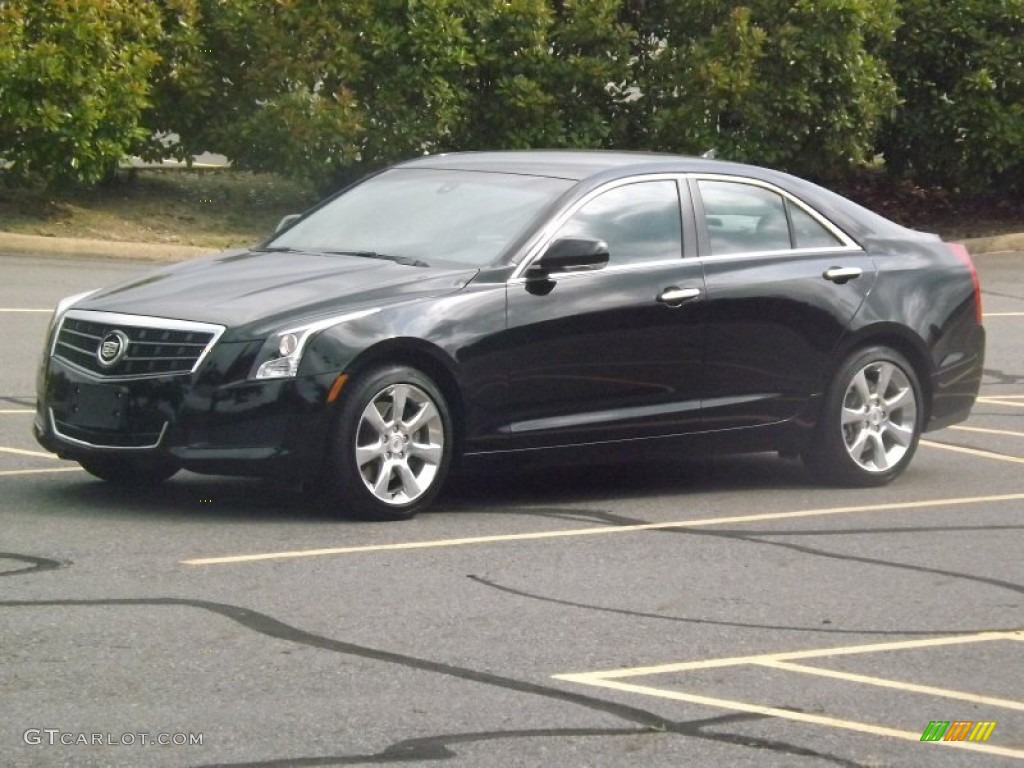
[499, 178, 707, 449]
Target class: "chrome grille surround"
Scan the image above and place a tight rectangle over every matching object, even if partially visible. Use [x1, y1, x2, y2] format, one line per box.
[52, 310, 226, 380]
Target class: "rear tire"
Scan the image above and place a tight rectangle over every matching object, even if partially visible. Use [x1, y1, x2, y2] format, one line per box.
[78, 455, 180, 486]
[804, 346, 923, 487]
[325, 366, 453, 520]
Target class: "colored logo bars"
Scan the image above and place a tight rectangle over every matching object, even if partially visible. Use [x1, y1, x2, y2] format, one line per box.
[920, 721, 997, 742]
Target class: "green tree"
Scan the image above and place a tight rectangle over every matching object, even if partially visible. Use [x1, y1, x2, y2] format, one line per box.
[0, 0, 162, 186]
[623, 0, 899, 180]
[879, 0, 1024, 192]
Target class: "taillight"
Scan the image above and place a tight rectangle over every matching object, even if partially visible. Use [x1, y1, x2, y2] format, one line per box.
[947, 242, 983, 325]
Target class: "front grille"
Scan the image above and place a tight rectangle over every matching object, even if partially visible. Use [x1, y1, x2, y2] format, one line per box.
[53, 310, 225, 379]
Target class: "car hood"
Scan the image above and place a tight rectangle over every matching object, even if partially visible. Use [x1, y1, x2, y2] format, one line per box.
[73, 249, 479, 339]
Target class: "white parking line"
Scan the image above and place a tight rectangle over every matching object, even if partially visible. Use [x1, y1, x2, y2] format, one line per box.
[0, 308, 50, 312]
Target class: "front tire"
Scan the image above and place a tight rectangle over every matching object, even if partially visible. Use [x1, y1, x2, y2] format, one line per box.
[804, 346, 923, 487]
[326, 366, 453, 520]
[78, 455, 180, 486]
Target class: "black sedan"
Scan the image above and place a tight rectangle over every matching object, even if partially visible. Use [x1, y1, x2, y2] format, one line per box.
[34, 151, 985, 519]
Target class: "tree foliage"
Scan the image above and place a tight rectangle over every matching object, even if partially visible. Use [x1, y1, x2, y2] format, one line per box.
[879, 0, 1024, 192]
[0, 0, 162, 185]
[624, 0, 899, 180]
[2, 0, 1022, 194]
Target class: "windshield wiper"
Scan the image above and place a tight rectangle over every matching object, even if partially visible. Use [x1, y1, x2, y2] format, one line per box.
[322, 250, 430, 268]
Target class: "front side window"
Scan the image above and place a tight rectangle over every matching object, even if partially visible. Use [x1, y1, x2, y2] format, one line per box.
[553, 181, 683, 266]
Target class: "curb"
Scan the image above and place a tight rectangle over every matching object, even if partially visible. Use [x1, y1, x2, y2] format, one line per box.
[0, 232, 219, 262]
[0, 229, 1022, 264]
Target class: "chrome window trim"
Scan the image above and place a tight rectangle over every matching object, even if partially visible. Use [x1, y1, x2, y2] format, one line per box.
[52, 310, 226, 380]
[507, 256, 692, 286]
[510, 173, 687, 280]
[690, 173, 862, 256]
[49, 409, 169, 451]
[691, 244, 861, 263]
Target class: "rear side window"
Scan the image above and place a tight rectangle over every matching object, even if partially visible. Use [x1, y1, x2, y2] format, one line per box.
[789, 204, 844, 248]
[698, 179, 845, 255]
[699, 180, 789, 254]
[554, 181, 683, 266]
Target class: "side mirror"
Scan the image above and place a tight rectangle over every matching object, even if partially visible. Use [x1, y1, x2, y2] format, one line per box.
[526, 237, 609, 278]
[275, 214, 302, 233]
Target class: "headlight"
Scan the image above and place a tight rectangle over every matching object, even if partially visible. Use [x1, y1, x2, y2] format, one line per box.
[45, 289, 99, 347]
[250, 308, 379, 380]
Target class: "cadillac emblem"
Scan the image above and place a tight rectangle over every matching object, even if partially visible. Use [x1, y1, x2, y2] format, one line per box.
[96, 330, 130, 368]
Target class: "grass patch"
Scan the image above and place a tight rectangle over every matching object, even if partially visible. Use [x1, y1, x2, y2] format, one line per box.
[0, 168, 318, 249]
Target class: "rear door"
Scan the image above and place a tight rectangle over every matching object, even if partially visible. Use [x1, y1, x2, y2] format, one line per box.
[692, 176, 877, 429]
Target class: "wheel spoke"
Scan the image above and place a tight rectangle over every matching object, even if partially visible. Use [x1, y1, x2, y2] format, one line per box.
[403, 400, 439, 434]
[870, 433, 889, 470]
[390, 384, 410, 425]
[409, 441, 442, 465]
[372, 459, 395, 498]
[847, 427, 870, 460]
[875, 362, 894, 398]
[355, 440, 386, 467]
[362, 403, 391, 438]
[851, 369, 871, 405]
[395, 461, 421, 498]
[842, 405, 866, 425]
[886, 421, 914, 447]
[885, 387, 914, 411]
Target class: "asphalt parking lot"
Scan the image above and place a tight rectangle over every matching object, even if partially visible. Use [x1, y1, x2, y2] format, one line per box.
[2, 251, 1022, 767]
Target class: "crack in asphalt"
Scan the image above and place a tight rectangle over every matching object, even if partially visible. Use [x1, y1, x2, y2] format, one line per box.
[982, 366, 1024, 386]
[1, 590, 865, 767]
[0, 552, 66, 577]
[0, 394, 36, 406]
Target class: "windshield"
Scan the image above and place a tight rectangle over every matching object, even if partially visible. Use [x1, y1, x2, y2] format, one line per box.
[266, 168, 574, 267]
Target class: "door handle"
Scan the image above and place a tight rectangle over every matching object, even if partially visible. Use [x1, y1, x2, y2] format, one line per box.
[657, 286, 701, 306]
[823, 267, 863, 284]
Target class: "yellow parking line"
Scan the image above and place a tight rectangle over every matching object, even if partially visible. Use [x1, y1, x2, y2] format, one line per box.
[920, 439, 1024, 464]
[759, 659, 1024, 711]
[0, 308, 50, 312]
[565, 631, 1020, 679]
[984, 312, 1024, 317]
[950, 425, 1024, 439]
[0, 467, 81, 476]
[550, 676, 1024, 760]
[182, 492, 1024, 565]
[0, 446, 57, 459]
[0, 409, 34, 414]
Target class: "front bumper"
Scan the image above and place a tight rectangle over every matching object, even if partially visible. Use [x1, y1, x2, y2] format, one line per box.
[34, 350, 339, 480]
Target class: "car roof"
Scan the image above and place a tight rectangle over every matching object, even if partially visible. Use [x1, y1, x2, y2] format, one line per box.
[399, 149, 743, 181]
[396, 150, 932, 243]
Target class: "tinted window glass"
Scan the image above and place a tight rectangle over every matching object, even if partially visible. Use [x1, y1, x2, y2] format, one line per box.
[789, 204, 844, 248]
[269, 169, 573, 267]
[698, 180, 791, 254]
[554, 181, 682, 265]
